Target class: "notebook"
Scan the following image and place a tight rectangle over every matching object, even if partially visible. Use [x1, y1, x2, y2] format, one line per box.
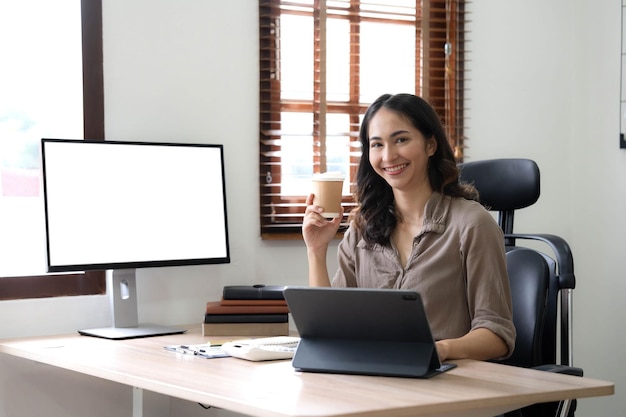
[283, 286, 456, 378]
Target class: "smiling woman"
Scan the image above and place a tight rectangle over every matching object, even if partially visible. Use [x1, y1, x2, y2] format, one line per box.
[302, 93, 514, 363]
[0, 0, 105, 299]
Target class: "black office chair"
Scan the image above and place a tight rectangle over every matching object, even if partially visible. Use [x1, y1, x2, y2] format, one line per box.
[458, 158, 583, 417]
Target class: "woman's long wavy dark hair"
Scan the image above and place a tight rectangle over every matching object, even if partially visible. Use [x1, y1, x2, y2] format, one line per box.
[352, 93, 478, 245]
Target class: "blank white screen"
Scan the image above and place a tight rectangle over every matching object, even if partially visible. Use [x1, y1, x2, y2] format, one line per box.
[42, 140, 229, 270]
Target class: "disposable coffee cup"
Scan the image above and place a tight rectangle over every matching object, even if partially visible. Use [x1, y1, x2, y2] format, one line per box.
[312, 172, 345, 218]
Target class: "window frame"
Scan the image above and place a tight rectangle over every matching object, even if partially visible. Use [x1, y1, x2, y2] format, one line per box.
[0, 0, 105, 300]
[259, 0, 466, 239]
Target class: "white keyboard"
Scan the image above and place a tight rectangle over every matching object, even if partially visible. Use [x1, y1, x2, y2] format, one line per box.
[221, 336, 300, 361]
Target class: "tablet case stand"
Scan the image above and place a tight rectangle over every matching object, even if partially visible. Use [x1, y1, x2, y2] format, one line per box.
[294, 338, 452, 378]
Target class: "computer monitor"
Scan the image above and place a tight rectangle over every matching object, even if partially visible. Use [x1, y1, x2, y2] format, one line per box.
[41, 138, 230, 339]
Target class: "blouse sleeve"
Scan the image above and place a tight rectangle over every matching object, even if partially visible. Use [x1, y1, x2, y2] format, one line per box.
[460, 204, 516, 359]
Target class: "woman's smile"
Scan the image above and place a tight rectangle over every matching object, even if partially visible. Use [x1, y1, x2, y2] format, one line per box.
[383, 163, 409, 174]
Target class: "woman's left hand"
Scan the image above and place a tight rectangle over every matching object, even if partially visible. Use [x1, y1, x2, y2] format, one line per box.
[435, 340, 450, 362]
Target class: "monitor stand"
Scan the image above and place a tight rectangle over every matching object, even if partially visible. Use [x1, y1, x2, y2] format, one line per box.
[78, 269, 186, 340]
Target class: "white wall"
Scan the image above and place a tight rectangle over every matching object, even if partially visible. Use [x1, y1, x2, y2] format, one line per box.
[569, 1, 625, 414]
[467, 1, 624, 415]
[0, 0, 622, 415]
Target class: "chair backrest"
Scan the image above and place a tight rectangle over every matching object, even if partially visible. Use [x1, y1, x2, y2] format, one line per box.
[502, 248, 550, 368]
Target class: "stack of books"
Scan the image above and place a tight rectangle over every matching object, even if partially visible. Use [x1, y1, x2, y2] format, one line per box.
[202, 285, 290, 336]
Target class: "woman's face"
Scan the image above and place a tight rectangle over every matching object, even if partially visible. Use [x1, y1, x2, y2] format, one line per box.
[367, 107, 436, 193]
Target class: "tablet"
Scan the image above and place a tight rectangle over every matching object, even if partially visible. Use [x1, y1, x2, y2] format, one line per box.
[284, 286, 456, 378]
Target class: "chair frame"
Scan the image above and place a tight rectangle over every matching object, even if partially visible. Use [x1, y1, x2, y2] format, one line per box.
[506, 233, 574, 368]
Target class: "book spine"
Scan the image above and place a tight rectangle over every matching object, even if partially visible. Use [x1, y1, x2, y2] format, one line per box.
[219, 299, 288, 307]
[202, 322, 289, 337]
[205, 301, 289, 315]
[204, 314, 288, 324]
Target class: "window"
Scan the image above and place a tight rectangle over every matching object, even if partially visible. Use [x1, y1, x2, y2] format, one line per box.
[259, 0, 466, 238]
[0, 0, 104, 299]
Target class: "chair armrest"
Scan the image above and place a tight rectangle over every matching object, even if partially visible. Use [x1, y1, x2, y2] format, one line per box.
[505, 233, 575, 289]
[533, 364, 583, 377]
[532, 364, 582, 417]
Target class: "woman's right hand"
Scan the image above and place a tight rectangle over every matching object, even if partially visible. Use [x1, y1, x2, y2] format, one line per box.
[302, 193, 343, 252]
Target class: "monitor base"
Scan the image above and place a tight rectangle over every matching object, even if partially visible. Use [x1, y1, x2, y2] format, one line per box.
[78, 324, 186, 340]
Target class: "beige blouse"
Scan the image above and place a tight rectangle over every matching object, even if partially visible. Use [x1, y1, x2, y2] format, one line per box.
[332, 192, 516, 358]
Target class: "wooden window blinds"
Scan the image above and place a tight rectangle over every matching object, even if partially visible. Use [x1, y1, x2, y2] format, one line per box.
[259, 0, 466, 238]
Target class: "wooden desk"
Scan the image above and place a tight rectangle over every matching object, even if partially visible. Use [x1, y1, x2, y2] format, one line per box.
[0, 325, 613, 417]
